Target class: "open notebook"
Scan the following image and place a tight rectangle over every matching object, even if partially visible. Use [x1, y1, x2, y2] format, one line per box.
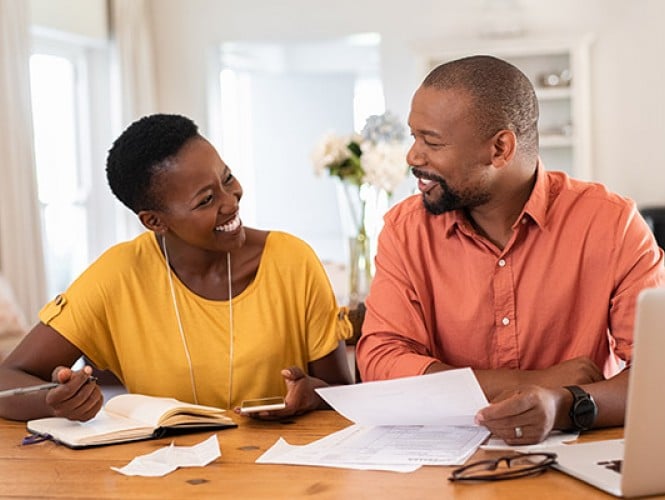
[541, 287, 665, 498]
[27, 393, 236, 448]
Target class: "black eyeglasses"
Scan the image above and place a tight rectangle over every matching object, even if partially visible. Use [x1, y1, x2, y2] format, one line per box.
[448, 452, 557, 482]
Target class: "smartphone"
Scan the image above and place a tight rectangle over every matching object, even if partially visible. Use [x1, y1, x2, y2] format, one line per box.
[239, 396, 286, 414]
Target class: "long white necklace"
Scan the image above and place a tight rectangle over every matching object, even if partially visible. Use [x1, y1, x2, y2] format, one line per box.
[162, 236, 234, 406]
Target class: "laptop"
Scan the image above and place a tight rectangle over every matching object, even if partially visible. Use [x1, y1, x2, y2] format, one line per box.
[542, 287, 665, 497]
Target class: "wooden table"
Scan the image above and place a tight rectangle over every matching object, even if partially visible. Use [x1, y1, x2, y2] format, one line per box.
[0, 411, 628, 499]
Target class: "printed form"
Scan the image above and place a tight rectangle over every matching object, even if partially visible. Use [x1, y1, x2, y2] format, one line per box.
[257, 368, 491, 471]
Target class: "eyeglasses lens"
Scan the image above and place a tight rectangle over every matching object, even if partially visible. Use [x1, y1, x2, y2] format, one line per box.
[450, 453, 556, 482]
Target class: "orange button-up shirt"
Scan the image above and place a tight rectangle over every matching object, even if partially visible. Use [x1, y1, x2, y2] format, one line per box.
[357, 166, 665, 381]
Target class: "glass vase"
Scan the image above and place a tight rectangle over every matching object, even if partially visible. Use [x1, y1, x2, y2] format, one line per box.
[348, 228, 372, 307]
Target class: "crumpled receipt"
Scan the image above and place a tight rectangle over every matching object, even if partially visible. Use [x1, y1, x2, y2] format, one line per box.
[111, 434, 221, 477]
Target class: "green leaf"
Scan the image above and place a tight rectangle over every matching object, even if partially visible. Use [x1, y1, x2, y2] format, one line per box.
[347, 141, 362, 157]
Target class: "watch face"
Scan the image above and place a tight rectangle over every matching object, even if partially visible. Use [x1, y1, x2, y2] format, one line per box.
[574, 398, 597, 430]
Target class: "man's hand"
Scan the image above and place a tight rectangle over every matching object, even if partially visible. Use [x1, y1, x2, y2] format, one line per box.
[45, 365, 103, 421]
[475, 385, 567, 445]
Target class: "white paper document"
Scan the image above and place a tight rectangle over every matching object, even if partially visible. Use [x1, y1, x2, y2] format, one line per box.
[111, 434, 221, 477]
[315, 368, 489, 426]
[258, 423, 489, 470]
[481, 430, 580, 452]
[257, 368, 491, 471]
[257, 427, 421, 472]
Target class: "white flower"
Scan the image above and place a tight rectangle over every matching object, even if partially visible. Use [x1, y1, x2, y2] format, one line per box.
[311, 112, 409, 194]
[361, 142, 409, 194]
[310, 132, 355, 176]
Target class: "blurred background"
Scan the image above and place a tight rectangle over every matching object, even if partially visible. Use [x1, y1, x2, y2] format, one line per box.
[1, 0, 664, 328]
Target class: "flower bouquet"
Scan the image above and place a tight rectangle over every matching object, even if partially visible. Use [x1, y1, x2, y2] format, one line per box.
[311, 111, 409, 304]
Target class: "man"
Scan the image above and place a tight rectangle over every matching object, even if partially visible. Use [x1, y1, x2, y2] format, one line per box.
[355, 55, 665, 445]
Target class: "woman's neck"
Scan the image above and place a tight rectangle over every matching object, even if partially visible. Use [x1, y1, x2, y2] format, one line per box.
[159, 228, 267, 300]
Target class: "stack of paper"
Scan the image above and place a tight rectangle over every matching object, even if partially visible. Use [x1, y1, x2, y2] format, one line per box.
[257, 368, 490, 472]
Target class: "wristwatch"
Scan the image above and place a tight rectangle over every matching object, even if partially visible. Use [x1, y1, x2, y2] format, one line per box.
[564, 385, 598, 431]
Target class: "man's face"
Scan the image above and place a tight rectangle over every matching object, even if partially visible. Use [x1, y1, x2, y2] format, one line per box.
[407, 86, 494, 215]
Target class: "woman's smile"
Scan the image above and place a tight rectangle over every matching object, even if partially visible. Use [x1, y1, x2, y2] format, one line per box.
[215, 213, 241, 233]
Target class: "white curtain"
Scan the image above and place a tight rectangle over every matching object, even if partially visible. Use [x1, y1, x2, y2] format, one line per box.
[110, 0, 157, 125]
[109, 0, 159, 240]
[0, 0, 47, 320]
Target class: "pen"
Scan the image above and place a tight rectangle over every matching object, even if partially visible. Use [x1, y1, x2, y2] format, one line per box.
[0, 376, 98, 399]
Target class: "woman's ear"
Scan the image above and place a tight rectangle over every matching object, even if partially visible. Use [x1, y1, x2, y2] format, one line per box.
[490, 130, 517, 168]
[138, 210, 166, 234]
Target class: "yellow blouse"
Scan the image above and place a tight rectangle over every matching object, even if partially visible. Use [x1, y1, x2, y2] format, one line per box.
[39, 231, 350, 409]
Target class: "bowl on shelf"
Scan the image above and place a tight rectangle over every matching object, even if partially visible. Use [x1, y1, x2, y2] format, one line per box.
[537, 69, 572, 88]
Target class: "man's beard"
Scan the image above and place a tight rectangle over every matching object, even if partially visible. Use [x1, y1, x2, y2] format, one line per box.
[423, 177, 465, 215]
[414, 170, 491, 215]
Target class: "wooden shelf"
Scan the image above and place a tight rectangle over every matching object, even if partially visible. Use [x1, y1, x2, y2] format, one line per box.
[536, 87, 572, 100]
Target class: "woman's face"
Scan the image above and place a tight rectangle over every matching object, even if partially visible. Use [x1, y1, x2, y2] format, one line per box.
[150, 136, 246, 252]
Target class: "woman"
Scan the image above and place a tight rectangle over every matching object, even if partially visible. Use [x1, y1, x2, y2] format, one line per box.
[0, 114, 352, 421]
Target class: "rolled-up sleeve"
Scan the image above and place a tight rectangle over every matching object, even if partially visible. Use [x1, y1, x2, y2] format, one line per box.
[356, 215, 439, 380]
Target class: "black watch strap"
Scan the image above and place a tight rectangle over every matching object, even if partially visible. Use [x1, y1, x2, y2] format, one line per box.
[565, 385, 597, 431]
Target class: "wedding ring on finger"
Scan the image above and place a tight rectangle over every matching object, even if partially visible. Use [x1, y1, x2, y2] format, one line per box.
[514, 426, 524, 439]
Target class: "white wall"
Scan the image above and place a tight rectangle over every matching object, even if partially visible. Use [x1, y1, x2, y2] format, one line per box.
[212, 39, 382, 261]
[30, 0, 107, 41]
[147, 0, 665, 208]
[27, 0, 665, 206]
[248, 72, 355, 261]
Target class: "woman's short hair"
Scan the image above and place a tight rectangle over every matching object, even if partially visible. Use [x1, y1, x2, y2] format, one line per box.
[106, 113, 199, 213]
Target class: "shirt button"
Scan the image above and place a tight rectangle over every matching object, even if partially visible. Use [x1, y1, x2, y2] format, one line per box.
[498, 259, 506, 267]
[502, 317, 510, 326]
[521, 217, 528, 225]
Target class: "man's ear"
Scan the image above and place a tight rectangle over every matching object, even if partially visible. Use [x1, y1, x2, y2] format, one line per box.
[490, 130, 517, 168]
[138, 210, 166, 234]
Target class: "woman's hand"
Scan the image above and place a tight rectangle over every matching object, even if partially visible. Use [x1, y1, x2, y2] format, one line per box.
[45, 365, 104, 421]
[234, 366, 324, 420]
[279, 366, 324, 415]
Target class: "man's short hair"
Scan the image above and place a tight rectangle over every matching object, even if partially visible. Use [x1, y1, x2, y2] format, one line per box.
[422, 55, 539, 157]
[106, 113, 199, 213]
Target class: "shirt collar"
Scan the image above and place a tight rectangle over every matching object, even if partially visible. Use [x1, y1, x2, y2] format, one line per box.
[516, 159, 547, 230]
[444, 210, 468, 238]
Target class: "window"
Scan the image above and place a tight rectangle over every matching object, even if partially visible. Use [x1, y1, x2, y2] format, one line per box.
[353, 77, 385, 132]
[216, 67, 256, 225]
[30, 51, 89, 298]
[29, 35, 114, 298]
[212, 39, 385, 263]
